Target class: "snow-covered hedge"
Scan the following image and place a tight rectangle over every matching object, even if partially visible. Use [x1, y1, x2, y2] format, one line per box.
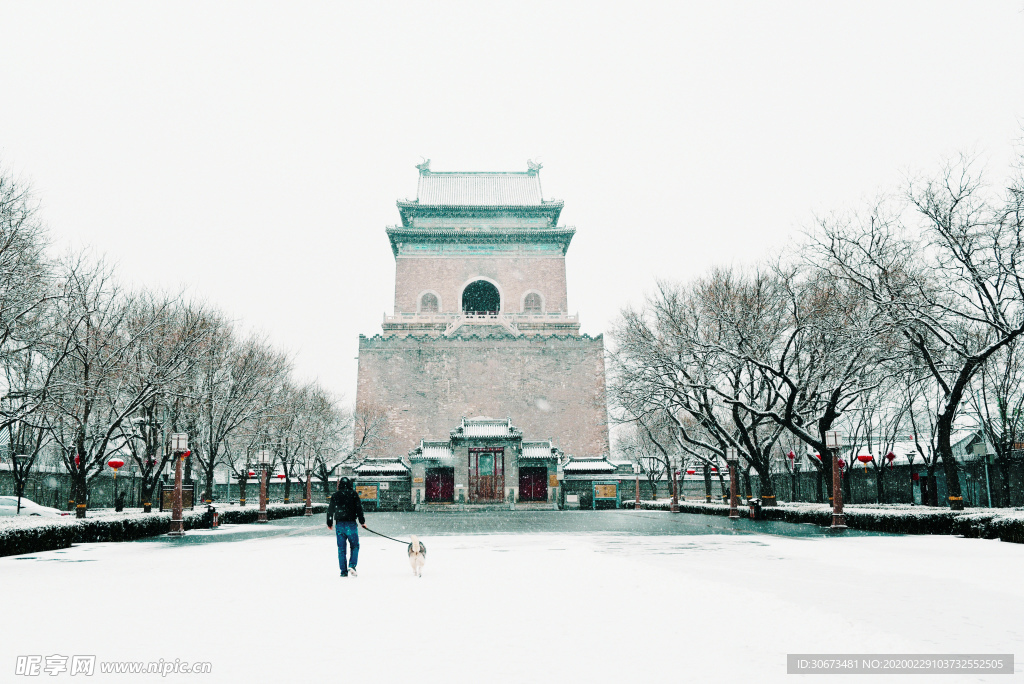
[624, 500, 1024, 544]
[0, 503, 328, 557]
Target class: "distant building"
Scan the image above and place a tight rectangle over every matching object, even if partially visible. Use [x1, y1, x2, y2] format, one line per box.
[354, 161, 610, 506]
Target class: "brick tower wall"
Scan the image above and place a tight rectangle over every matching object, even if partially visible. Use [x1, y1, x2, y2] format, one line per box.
[394, 253, 568, 314]
[355, 333, 610, 460]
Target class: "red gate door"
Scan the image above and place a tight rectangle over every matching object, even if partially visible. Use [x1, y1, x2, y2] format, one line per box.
[425, 467, 454, 503]
[518, 467, 547, 502]
[469, 449, 504, 501]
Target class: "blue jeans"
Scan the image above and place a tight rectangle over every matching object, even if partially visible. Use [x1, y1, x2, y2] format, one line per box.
[335, 522, 360, 571]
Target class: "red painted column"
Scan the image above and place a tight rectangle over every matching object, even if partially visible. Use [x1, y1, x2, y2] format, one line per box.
[304, 471, 313, 516]
[831, 449, 846, 529]
[258, 468, 268, 523]
[169, 453, 184, 536]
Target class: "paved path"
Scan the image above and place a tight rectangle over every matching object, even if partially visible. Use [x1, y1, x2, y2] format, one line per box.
[135, 508, 890, 548]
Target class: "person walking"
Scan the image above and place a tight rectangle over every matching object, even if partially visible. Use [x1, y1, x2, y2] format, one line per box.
[327, 477, 366, 577]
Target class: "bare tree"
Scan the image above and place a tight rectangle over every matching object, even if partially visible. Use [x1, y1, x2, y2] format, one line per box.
[616, 423, 669, 500]
[184, 315, 291, 505]
[967, 339, 1024, 506]
[45, 258, 208, 516]
[313, 401, 384, 496]
[816, 155, 1024, 509]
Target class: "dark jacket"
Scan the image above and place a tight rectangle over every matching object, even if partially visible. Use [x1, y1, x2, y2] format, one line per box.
[327, 489, 365, 526]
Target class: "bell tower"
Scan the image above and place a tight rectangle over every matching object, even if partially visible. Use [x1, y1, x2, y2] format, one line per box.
[355, 162, 610, 462]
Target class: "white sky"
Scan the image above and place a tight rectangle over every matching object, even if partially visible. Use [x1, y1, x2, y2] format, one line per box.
[2, 2, 1023, 402]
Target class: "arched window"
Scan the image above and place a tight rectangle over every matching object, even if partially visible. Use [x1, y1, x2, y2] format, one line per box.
[420, 292, 439, 313]
[523, 292, 542, 313]
[462, 280, 500, 314]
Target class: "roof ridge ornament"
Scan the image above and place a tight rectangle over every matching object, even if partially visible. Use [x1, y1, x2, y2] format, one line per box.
[416, 158, 431, 173]
[526, 159, 542, 173]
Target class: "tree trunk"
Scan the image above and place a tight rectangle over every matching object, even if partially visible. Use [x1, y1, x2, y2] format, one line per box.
[204, 468, 215, 504]
[284, 473, 291, 504]
[703, 466, 713, 502]
[997, 457, 1012, 508]
[815, 467, 824, 503]
[72, 473, 87, 518]
[647, 478, 657, 500]
[239, 477, 248, 506]
[741, 468, 753, 503]
[936, 410, 965, 510]
[759, 469, 777, 506]
[875, 467, 885, 504]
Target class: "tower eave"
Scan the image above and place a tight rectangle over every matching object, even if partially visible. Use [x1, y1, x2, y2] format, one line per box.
[396, 201, 564, 227]
[386, 226, 576, 257]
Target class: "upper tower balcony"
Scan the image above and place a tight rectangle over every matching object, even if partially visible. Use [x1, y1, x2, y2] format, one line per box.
[387, 160, 574, 257]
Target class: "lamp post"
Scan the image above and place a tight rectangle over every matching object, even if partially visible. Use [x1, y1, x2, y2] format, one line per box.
[826, 430, 846, 530]
[726, 447, 740, 519]
[257, 449, 270, 523]
[169, 433, 188, 536]
[304, 467, 313, 516]
[11, 453, 29, 514]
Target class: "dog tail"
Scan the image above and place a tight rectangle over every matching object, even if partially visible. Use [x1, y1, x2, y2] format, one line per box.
[410, 534, 419, 552]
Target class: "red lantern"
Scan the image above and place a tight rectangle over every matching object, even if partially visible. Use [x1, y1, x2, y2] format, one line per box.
[711, 467, 718, 473]
[911, 472, 920, 481]
[277, 473, 285, 480]
[856, 454, 871, 472]
[886, 452, 896, 470]
[107, 457, 125, 471]
[812, 453, 821, 461]
[838, 459, 846, 468]
[181, 450, 191, 460]
[74, 453, 80, 467]
[686, 468, 696, 475]
[787, 451, 795, 460]
[248, 470, 256, 478]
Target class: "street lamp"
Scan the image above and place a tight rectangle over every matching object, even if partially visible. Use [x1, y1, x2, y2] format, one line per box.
[257, 449, 270, 523]
[726, 447, 740, 519]
[11, 453, 29, 514]
[169, 433, 189, 536]
[825, 430, 846, 530]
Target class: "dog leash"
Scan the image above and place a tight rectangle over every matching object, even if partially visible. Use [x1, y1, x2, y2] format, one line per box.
[362, 526, 411, 545]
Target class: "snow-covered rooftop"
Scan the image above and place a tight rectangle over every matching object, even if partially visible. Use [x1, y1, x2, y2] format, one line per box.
[415, 170, 544, 207]
[354, 459, 409, 475]
[563, 458, 616, 473]
[522, 442, 555, 459]
[452, 417, 521, 439]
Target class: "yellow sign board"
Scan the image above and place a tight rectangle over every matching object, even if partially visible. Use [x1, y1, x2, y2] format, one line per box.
[594, 484, 617, 499]
[549, 474, 560, 487]
[355, 485, 378, 501]
[413, 477, 424, 483]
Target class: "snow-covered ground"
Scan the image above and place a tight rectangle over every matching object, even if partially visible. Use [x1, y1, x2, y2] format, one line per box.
[2, 516, 1021, 683]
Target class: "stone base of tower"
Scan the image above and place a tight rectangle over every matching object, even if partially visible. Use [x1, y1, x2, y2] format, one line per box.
[355, 332, 610, 461]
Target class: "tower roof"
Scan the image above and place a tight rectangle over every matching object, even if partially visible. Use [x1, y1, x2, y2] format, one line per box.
[416, 170, 543, 207]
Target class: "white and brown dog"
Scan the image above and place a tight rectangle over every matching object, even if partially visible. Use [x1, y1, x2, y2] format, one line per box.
[408, 535, 426, 577]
